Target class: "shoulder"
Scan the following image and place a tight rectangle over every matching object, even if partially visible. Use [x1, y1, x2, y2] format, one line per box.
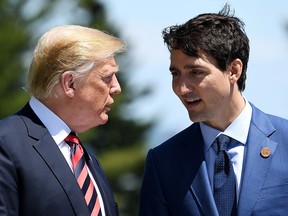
[0, 114, 25, 136]
[250, 103, 288, 139]
[0, 102, 34, 132]
[150, 123, 200, 156]
[250, 102, 288, 126]
[0, 103, 45, 151]
[266, 114, 288, 137]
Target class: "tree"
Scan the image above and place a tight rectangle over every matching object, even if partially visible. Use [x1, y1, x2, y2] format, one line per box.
[0, 0, 153, 215]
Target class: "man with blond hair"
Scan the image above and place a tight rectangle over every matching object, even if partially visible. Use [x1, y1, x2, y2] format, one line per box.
[0, 25, 126, 216]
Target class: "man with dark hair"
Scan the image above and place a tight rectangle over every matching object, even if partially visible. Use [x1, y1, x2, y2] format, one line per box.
[139, 5, 288, 216]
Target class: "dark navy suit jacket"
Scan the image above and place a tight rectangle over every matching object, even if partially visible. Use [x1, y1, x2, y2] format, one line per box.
[0, 103, 119, 216]
[139, 103, 288, 216]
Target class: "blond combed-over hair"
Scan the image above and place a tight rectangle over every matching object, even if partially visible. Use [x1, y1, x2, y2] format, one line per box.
[27, 25, 127, 99]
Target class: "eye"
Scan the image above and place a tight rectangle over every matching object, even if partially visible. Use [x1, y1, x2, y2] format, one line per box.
[192, 71, 204, 75]
[170, 70, 180, 78]
[103, 74, 113, 83]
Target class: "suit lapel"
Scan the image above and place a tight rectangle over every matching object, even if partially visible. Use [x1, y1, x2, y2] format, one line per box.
[237, 105, 277, 215]
[33, 134, 90, 215]
[179, 123, 219, 216]
[191, 162, 219, 215]
[20, 104, 90, 215]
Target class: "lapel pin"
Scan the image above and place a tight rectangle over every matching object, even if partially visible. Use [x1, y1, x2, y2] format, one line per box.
[261, 147, 271, 158]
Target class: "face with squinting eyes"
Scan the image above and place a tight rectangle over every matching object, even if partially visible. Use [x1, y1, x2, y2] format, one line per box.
[170, 49, 233, 128]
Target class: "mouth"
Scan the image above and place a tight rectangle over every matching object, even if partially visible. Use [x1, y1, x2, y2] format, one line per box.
[183, 98, 201, 108]
[105, 100, 114, 111]
[104, 104, 111, 112]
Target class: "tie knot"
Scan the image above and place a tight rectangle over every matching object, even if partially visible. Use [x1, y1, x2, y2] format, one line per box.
[215, 134, 231, 152]
[65, 132, 80, 146]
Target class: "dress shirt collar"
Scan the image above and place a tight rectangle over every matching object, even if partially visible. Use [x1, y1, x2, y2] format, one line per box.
[29, 97, 71, 145]
[200, 97, 252, 152]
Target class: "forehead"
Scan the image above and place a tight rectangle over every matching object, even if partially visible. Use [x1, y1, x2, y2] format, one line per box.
[92, 57, 118, 73]
[170, 49, 217, 69]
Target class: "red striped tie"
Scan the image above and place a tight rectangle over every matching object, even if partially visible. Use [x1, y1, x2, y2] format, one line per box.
[65, 132, 102, 216]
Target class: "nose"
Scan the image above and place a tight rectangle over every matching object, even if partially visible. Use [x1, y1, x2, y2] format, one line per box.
[173, 77, 193, 96]
[110, 75, 121, 94]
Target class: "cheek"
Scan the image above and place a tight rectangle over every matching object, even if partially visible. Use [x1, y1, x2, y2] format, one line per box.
[86, 81, 107, 97]
[96, 86, 109, 98]
[172, 80, 179, 95]
[92, 88, 111, 107]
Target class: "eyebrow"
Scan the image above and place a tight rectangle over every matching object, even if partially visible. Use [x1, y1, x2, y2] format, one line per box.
[169, 64, 206, 71]
[114, 65, 119, 73]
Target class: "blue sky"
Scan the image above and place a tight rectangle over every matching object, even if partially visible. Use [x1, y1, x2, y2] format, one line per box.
[100, 0, 288, 147]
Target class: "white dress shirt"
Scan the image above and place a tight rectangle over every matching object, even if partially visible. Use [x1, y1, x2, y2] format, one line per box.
[29, 97, 106, 215]
[200, 97, 252, 201]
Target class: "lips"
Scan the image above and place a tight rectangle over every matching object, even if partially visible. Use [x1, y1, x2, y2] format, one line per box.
[104, 105, 111, 113]
[106, 99, 114, 108]
[185, 98, 200, 103]
[183, 98, 201, 108]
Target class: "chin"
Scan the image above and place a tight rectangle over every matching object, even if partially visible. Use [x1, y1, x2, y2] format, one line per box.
[99, 115, 109, 125]
[188, 113, 203, 123]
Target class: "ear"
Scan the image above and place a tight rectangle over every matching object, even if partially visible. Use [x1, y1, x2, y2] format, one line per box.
[61, 71, 76, 97]
[228, 58, 243, 84]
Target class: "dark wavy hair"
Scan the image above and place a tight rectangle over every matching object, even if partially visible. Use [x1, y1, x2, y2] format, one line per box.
[162, 4, 249, 92]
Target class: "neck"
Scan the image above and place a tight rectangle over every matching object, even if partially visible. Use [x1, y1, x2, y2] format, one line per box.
[205, 94, 246, 131]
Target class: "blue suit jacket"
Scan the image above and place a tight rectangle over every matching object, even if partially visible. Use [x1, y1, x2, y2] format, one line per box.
[0, 103, 118, 216]
[139, 104, 288, 216]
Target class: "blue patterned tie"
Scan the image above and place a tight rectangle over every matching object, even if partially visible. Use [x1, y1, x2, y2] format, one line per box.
[213, 134, 237, 216]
